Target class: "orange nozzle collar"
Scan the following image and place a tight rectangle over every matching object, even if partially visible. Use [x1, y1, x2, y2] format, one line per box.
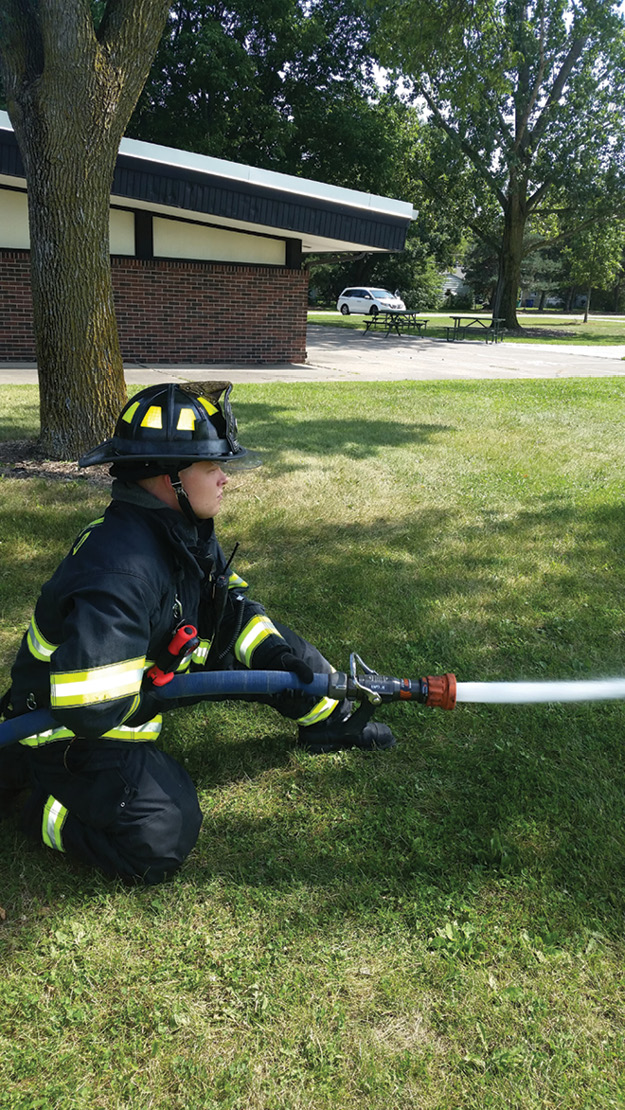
[423, 673, 457, 710]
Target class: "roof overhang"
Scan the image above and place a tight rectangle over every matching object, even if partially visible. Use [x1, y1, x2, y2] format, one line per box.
[0, 112, 415, 255]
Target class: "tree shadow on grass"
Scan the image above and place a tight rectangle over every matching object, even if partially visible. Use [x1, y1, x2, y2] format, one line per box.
[233, 397, 454, 468]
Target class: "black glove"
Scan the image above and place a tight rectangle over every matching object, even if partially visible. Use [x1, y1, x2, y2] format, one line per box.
[279, 652, 314, 685]
[255, 642, 314, 684]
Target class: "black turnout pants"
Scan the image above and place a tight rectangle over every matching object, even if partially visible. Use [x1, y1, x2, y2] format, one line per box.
[18, 625, 343, 884]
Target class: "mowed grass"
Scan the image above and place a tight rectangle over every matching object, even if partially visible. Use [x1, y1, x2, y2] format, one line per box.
[308, 309, 625, 346]
[1, 379, 625, 1109]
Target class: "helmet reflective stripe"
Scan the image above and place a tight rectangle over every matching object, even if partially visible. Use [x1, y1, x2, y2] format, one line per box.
[42, 796, 67, 852]
[198, 396, 218, 416]
[235, 615, 283, 667]
[177, 408, 196, 431]
[297, 696, 339, 728]
[141, 406, 163, 429]
[27, 616, 58, 661]
[50, 657, 145, 708]
[121, 401, 140, 424]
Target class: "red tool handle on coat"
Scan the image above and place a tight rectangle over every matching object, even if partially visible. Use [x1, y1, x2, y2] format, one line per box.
[147, 624, 199, 687]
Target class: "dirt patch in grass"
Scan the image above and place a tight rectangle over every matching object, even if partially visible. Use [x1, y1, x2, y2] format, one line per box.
[0, 439, 110, 486]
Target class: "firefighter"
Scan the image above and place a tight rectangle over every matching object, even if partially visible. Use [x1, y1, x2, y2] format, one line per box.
[1, 381, 395, 884]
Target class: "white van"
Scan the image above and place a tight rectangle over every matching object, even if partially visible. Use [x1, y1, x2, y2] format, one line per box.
[336, 287, 406, 315]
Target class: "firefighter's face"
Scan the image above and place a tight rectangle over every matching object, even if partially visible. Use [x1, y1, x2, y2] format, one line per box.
[178, 460, 228, 518]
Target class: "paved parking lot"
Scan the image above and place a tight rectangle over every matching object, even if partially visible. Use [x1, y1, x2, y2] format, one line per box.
[1, 324, 624, 384]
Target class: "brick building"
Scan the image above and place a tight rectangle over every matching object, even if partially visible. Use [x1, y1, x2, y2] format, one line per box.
[0, 113, 414, 365]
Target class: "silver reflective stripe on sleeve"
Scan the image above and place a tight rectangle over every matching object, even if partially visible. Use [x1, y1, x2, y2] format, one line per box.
[235, 615, 283, 667]
[42, 796, 68, 852]
[20, 717, 163, 747]
[104, 717, 163, 742]
[51, 657, 145, 708]
[27, 616, 59, 662]
[228, 572, 248, 589]
[20, 726, 74, 749]
[297, 696, 339, 728]
[191, 639, 211, 665]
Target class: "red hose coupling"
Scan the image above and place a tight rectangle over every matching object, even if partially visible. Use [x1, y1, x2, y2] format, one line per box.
[423, 673, 457, 710]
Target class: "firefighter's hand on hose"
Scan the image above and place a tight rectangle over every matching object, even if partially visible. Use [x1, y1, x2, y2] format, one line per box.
[254, 643, 314, 684]
[279, 652, 314, 684]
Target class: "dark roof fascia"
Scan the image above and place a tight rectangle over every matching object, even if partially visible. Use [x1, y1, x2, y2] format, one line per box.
[113, 152, 410, 252]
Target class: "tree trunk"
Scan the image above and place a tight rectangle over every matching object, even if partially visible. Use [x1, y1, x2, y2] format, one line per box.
[19, 114, 126, 457]
[0, 0, 170, 458]
[497, 192, 526, 329]
[583, 286, 591, 323]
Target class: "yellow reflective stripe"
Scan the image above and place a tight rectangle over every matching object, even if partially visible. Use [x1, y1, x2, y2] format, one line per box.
[198, 396, 218, 416]
[42, 796, 67, 852]
[121, 401, 140, 424]
[19, 717, 162, 747]
[228, 572, 248, 589]
[103, 716, 163, 742]
[20, 726, 74, 749]
[235, 616, 282, 667]
[27, 616, 58, 662]
[51, 657, 145, 708]
[177, 408, 196, 431]
[191, 639, 211, 665]
[71, 517, 104, 556]
[297, 696, 339, 728]
[141, 405, 162, 429]
[121, 693, 141, 723]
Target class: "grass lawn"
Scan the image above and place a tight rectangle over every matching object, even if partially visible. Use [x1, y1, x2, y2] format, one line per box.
[308, 309, 625, 346]
[1, 378, 625, 1108]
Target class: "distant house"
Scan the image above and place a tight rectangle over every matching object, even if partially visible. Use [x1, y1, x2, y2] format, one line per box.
[0, 113, 415, 365]
[441, 267, 472, 300]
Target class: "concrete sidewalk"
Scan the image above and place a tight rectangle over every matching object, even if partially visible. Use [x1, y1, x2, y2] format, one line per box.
[1, 325, 624, 384]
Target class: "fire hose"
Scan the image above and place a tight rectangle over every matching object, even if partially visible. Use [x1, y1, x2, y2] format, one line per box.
[2, 651, 625, 749]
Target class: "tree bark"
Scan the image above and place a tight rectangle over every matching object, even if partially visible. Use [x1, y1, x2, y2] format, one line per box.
[0, 0, 170, 458]
[16, 110, 125, 457]
[498, 189, 526, 329]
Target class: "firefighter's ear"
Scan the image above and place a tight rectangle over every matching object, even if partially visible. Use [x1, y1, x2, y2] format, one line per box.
[138, 472, 179, 511]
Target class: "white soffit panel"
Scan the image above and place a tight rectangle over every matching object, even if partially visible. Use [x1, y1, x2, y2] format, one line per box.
[153, 217, 286, 265]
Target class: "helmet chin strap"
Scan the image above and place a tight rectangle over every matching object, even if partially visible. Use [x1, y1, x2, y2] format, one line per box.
[170, 471, 200, 526]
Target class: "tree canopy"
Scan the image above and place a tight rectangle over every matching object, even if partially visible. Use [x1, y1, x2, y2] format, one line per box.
[126, 0, 412, 196]
[372, 0, 625, 327]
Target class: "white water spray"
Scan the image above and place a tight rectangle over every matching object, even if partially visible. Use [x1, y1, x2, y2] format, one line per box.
[455, 678, 625, 705]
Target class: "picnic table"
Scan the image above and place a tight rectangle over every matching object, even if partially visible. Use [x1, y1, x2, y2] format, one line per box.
[364, 311, 428, 337]
[445, 316, 505, 343]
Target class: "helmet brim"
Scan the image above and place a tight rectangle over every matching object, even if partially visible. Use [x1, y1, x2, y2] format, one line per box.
[78, 441, 263, 470]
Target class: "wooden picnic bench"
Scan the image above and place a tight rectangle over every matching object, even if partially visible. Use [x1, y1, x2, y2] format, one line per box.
[445, 316, 506, 343]
[364, 311, 428, 337]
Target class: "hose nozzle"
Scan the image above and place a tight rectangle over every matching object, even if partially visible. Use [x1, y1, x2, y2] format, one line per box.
[423, 673, 457, 709]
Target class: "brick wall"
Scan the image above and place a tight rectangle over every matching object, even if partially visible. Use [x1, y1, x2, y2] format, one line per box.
[0, 251, 309, 364]
[0, 251, 33, 359]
